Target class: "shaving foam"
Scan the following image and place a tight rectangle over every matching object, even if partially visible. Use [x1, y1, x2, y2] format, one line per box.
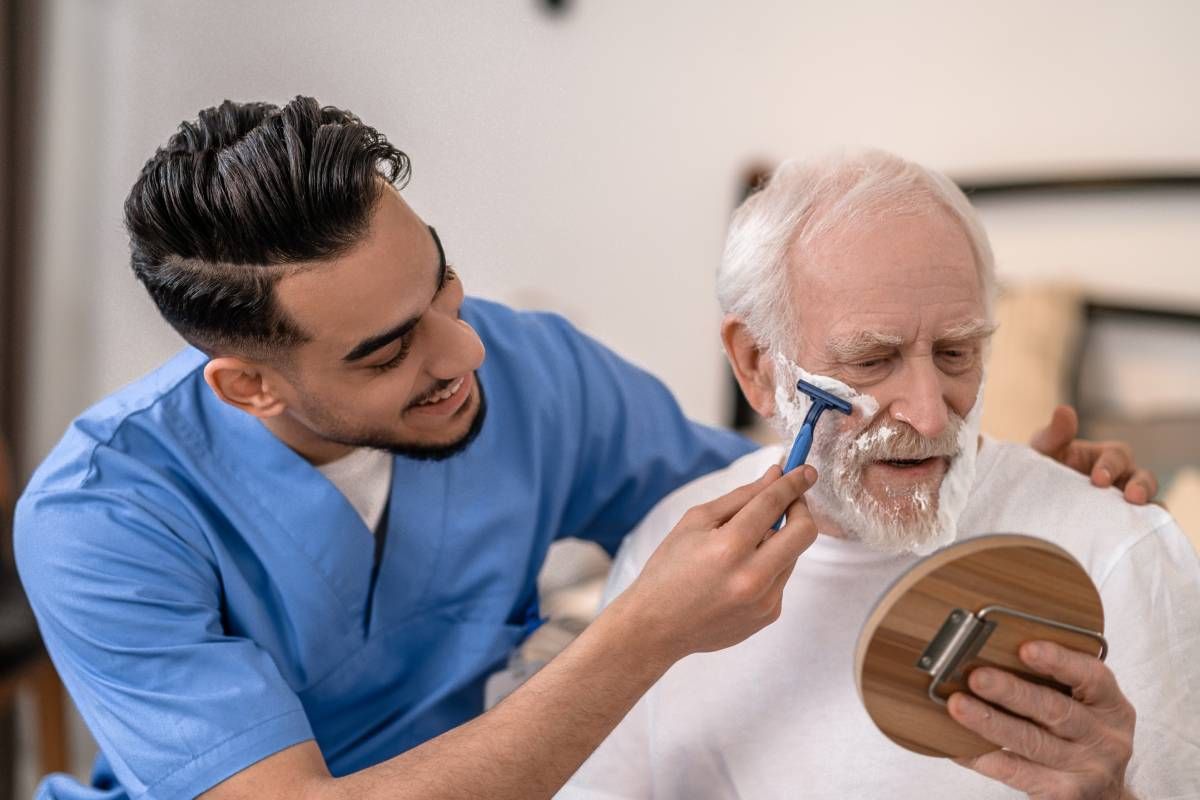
[921, 381, 984, 554]
[770, 352, 878, 438]
[769, 349, 985, 556]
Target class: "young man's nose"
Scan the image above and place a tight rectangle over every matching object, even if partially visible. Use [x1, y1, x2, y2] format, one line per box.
[887, 361, 950, 440]
[425, 310, 486, 380]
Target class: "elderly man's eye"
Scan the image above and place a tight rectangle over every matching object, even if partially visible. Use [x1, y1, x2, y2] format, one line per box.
[936, 348, 978, 374]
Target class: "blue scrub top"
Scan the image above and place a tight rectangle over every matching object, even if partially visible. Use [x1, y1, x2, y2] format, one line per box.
[15, 298, 753, 800]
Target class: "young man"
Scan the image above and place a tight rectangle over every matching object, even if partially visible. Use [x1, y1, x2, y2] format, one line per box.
[16, 99, 1154, 800]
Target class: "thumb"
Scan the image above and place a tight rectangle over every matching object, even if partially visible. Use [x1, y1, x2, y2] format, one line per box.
[1029, 404, 1077, 457]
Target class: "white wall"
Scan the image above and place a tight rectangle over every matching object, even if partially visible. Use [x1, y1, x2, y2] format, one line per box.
[23, 0, 1200, 475]
[16, 0, 1200, 788]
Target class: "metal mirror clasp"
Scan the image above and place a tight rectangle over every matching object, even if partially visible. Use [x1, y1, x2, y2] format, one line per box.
[915, 606, 1108, 707]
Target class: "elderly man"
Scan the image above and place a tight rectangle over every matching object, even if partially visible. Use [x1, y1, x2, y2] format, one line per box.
[560, 151, 1200, 799]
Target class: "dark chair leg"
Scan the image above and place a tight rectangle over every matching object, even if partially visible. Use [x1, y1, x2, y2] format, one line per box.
[33, 657, 68, 775]
[0, 701, 15, 800]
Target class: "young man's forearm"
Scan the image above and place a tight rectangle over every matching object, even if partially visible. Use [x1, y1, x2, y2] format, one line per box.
[330, 594, 667, 799]
[206, 469, 813, 800]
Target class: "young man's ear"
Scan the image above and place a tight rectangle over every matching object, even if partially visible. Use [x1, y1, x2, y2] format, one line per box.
[203, 357, 289, 419]
[720, 315, 776, 419]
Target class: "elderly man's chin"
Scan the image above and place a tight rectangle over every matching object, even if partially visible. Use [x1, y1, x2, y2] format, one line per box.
[805, 425, 976, 556]
[854, 458, 954, 553]
[805, 467, 949, 556]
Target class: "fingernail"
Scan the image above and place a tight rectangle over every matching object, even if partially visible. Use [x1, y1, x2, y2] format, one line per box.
[954, 694, 990, 720]
[1098, 467, 1112, 484]
[803, 465, 817, 484]
[1025, 643, 1045, 661]
[973, 670, 995, 691]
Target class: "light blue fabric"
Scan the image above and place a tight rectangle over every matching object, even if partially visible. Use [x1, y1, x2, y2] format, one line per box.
[16, 298, 753, 799]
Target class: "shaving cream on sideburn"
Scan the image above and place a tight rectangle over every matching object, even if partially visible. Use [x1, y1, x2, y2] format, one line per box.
[771, 352, 879, 439]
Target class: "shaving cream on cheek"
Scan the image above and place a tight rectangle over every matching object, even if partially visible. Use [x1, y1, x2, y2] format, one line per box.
[770, 352, 879, 439]
[917, 380, 985, 554]
[771, 348, 986, 555]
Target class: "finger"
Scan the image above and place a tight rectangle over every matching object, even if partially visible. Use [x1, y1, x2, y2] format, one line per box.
[761, 551, 800, 616]
[955, 749, 1051, 795]
[967, 667, 1093, 741]
[687, 466, 780, 528]
[723, 466, 815, 549]
[755, 491, 819, 573]
[1089, 442, 1133, 489]
[1028, 404, 1077, 458]
[947, 692, 1074, 769]
[1019, 642, 1127, 711]
[1119, 468, 1157, 505]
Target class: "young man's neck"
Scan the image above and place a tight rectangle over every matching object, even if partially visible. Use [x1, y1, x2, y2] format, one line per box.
[260, 414, 356, 466]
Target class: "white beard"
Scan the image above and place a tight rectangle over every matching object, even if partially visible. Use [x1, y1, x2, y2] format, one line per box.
[771, 353, 983, 555]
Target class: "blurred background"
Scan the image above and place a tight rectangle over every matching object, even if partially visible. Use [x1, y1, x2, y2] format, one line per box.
[2, 1, 1198, 796]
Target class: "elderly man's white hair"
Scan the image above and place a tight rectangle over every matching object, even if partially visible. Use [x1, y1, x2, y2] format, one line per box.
[716, 149, 997, 352]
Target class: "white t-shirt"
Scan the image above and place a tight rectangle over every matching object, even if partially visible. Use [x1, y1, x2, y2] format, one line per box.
[560, 437, 1200, 799]
[316, 447, 393, 532]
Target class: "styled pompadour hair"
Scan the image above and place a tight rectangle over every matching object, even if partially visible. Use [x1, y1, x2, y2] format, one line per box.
[124, 96, 410, 356]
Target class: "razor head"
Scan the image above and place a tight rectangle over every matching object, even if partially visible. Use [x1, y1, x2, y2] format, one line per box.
[796, 378, 853, 426]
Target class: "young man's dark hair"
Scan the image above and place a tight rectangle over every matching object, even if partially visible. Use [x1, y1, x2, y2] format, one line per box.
[123, 95, 410, 357]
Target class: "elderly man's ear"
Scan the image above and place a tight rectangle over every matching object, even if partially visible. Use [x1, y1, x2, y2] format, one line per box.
[721, 315, 778, 419]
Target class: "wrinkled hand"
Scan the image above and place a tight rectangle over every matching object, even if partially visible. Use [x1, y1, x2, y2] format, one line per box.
[950, 641, 1137, 799]
[617, 465, 817, 663]
[1029, 405, 1158, 505]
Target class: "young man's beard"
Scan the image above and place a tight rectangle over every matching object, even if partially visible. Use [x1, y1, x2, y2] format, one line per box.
[309, 379, 489, 462]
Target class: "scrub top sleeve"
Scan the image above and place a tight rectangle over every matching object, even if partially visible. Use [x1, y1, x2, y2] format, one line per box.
[549, 316, 752, 556]
[15, 489, 314, 800]
[1097, 519, 1200, 797]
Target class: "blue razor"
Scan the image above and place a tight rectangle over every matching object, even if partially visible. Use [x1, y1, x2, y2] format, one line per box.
[772, 379, 853, 531]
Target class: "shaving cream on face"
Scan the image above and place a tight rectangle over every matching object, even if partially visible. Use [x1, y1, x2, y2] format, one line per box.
[925, 382, 983, 554]
[770, 352, 878, 439]
[769, 351, 984, 555]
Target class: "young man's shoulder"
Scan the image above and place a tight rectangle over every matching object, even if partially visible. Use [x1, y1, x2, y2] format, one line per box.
[463, 296, 618, 371]
[463, 296, 578, 346]
[24, 347, 209, 496]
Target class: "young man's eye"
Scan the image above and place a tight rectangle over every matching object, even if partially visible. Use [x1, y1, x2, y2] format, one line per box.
[372, 338, 412, 373]
[434, 265, 458, 297]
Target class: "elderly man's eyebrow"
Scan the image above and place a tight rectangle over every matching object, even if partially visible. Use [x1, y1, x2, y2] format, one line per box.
[342, 226, 447, 363]
[936, 318, 999, 343]
[827, 330, 905, 361]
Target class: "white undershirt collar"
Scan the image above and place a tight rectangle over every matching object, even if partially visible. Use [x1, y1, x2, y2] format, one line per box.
[316, 447, 394, 533]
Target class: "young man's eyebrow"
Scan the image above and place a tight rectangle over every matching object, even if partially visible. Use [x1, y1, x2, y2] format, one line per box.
[343, 316, 422, 363]
[342, 225, 446, 363]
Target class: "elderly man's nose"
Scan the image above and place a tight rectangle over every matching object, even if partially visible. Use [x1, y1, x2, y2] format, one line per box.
[890, 371, 950, 439]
